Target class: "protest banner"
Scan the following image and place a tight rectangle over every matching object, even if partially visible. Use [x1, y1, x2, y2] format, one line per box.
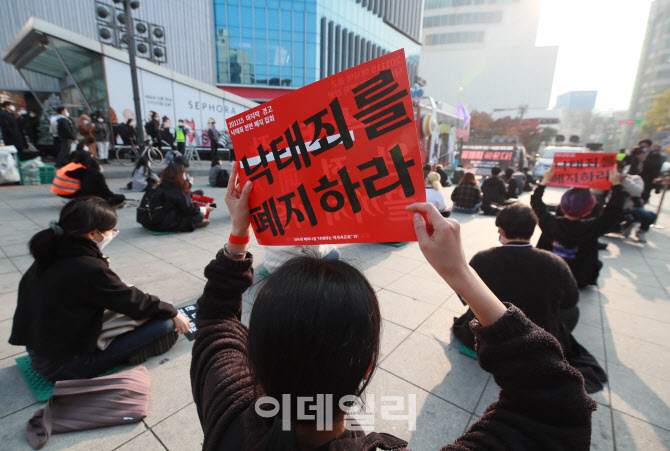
[457, 143, 517, 176]
[226, 49, 425, 245]
[547, 152, 617, 190]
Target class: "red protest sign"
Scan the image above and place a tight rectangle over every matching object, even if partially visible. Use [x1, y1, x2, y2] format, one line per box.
[548, 152, 617, 190]
[226, 49, 424, 246]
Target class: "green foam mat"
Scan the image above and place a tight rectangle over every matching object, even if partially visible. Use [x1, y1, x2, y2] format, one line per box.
[142, 227, 183, 235]
[381, 242, 409, 247]
[458, 344, 477, 360]
[15, 355, 122, 402]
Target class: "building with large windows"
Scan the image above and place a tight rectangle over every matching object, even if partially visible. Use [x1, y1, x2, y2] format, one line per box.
[419, 0, 557, 110]
[624, 0, 670, 145]
[214, 0, 424, 102]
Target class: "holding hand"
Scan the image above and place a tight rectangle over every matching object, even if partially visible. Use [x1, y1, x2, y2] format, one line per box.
[224, 163, 253, 237]
[609, 171, 624, 186]
[541, 166, 555, 185]
[172, 313, 191, 334]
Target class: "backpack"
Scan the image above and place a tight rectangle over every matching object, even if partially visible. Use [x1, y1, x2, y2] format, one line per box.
[215, 169, 230, 187]
[136, 187, 166, 228]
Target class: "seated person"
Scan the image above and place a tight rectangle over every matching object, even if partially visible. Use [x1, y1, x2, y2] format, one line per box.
[140, 160, 213, 232]
[435, 164, 450, 187]
[9, 197, 191, 381]
[190, 166, 596, 450]
[209, 158, 229, 187]
[50, 150, 91, 199]
[78, 159, 126, 208]
[503, 167, 519, 199]
[425, 172, 451, 217]
[481, 166, 514, 215]
[131, 157, 159, 192]
[451, 172, 482, 213]
[452, 203, 607, 393]
[532, 167, 624, 287]
[512, 168, 527, 194]
[620, 172, 657, 243]
[522, 167, 535, 191]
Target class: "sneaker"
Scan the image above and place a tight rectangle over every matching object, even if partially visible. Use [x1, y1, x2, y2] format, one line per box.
[636, 230, 647, 242]
[127, 331, 178, 365]
[620, 222, 634, 238]
[196, 219, 210, 229]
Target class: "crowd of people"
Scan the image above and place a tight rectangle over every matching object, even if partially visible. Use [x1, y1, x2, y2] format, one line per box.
[5, 133, 668, 449]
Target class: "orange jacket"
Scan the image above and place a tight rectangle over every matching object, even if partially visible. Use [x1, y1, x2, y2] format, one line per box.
[51, 162, 86, 196]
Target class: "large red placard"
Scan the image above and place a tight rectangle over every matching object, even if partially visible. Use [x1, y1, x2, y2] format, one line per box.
[226, 50, 425, 245]
[548, 152, 617, 190]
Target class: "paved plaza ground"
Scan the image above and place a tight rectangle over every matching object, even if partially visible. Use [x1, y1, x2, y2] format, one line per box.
[1, 176, 669, 450]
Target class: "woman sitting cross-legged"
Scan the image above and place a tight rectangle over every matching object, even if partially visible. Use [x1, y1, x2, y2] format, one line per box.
[131, 156, 159, 192]
[189, 164, 596, 451]
[9, 197, 191, 381]
[451, 172, 482, 213]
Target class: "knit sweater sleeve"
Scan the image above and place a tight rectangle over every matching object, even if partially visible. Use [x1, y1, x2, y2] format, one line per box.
[442, 305, 596, 450]
[190, 251, 256, 451]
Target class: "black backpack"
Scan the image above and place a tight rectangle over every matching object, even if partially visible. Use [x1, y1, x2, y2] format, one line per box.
[136, 187, 166, 228]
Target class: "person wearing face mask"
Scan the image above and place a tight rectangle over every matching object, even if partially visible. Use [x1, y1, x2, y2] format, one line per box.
[23, 109, 41, 146]
[145, 111, 161, 146]
[8, 197, 191, 381]
[94, 114, 111, 164]
[52, 106, 78, 168]
[0, 101, 27, 151]
[452, 203, 607, 393]
[174, 119, 191, 156]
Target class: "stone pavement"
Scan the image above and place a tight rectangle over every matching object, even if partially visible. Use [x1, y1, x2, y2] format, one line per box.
[0, 180, 669, 450]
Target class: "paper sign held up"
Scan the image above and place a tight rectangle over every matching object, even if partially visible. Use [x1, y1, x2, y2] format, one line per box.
[548, 152, 617, 190]
[226, 49, 425, 246]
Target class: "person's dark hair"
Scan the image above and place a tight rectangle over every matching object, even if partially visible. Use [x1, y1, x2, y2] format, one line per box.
[496, 203, 537, 240]
[631, 147, 643, 156]
[2, 101, 12, 108]
[88, 158, 101, 172]
[639, 139, 652, 147]
[459, 172, 477, 185]
[126, 118, 133, 126]
[211, 158, 221, 167]
[247, 255, 381, 431]
[70, 150, 92, 166]
[522, 167, 529, 172]
[56, 106, 66, 114]
[150, 111, 157, 119]
[560, 188, 596, 218]
[133, 156, 151, 174]
[491, 166, 502, 176]
[160, 160, 189, 193]
[504, 167, 514, 179]
[29, 197, 117, 275]
[162, 115, 169, 123]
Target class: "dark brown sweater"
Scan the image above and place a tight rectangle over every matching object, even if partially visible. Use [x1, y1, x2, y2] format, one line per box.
[191, 251, 596, 450]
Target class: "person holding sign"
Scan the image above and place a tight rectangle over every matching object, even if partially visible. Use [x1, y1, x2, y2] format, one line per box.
[532, 166, 625, 288]
[190, 165, 595, 451]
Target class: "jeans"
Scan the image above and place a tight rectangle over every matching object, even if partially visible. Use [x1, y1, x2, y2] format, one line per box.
[632, 207, 657, 232]
[453, 202, 482, 214]
[29, 318, 174, 381]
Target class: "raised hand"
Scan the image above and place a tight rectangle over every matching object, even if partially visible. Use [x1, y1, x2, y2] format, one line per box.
[224, 163, 253, 237]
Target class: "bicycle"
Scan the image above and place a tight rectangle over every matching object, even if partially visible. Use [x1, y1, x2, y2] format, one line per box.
[115, 140, 165, 166]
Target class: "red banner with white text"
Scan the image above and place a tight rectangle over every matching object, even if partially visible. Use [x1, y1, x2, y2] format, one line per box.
[548, 152, 617, 190]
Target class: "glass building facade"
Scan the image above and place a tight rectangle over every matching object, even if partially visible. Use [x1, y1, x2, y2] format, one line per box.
[214, 0, 422, 89]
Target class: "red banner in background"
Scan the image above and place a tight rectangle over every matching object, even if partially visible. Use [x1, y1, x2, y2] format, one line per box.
[226, 50, 425, 246]
[548, 152, 617, 190]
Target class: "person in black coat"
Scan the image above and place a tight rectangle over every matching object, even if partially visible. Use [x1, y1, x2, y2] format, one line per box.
[9, 197, 191, 381]
[532, 166, 625, 287]
[52, 106, 77, 168]
[145, 111, 161, 146]
[77, 159, 126, 208]
[453, 203, 607, 393]
[435, 164, 450, 187]
[0, 101, 27, 150]
[23, 109, 41, 145]
[146, 160, 213, 232]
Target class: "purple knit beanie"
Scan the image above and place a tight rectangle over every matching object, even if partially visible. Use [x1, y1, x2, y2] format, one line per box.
[560, 188, 597, 218]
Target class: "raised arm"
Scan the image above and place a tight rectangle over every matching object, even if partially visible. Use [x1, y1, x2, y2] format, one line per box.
[190, 164, 256, 449]
[405, 203, 596, 450]
[592, 173, 625, 236]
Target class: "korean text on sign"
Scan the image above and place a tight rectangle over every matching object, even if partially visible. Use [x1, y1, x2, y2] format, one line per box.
[548, 152, 617, 190]
[226, 49, 425, 245]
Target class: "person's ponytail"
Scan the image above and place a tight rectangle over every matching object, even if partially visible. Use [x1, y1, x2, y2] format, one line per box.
[29, 226, 60, 275]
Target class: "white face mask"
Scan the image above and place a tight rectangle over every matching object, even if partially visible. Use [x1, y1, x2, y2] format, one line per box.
[9, 105, 16, 112]
[96, 231, 115, 250]
[83, 120, 89, 124]
[499, 234, 504, 244]
[30, 113, 36, 117]
[19, 110, 26, 115]
[65, 111, 70, 117]
[179, 123, 184, 127]
[98, 118, 104, 123]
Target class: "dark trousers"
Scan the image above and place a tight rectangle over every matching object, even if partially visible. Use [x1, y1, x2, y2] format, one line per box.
[560, 306, 580, 332]
[108, 193, 126, 207]
[641, 176, 654, 203]
[631, 207, 657, 232]
[177, 141, 185, 154]
[29, 319, 174, 381]
[210, 142, 218, 161]
[54, 137, 72, 168]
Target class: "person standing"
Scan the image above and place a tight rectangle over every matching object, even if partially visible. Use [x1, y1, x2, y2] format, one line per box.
[51, 106, 77, 168]
[640, 144, 666, 204]
[94, 114, 110, 164]
[0, 101, 27, 150]
[160, 116, 174, 150]
[23, 109, 41, 146]
[207, 119, 220, 161]
[174, 119, 190, 156]
[77, 114, 97, 157]
[144, 111, 160, 146]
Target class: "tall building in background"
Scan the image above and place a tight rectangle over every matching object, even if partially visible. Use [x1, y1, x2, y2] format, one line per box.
[555, 91, 597, 110]
[419, 0, 557, 110]
[214, 0, 423, 102]
[625, 0, 670, 145]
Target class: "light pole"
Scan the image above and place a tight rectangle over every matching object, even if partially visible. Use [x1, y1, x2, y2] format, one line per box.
[114, 0, 144, 150]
